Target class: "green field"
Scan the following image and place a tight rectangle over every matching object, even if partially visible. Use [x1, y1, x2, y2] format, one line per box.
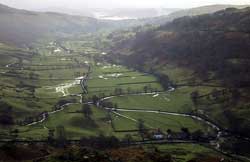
[108, 90, 193, 113]
[0, 36, 240, 161]
[112, 111, 210, 132]
[19, 104, 118, 139]
[0, 38, 218, 140]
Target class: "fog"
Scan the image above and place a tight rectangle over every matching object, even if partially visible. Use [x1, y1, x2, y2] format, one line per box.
[0, 0, 249, 10]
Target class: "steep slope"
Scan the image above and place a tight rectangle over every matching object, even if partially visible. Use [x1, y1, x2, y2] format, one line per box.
[109, 7, 250, 137]
[113, 7, 250, 86]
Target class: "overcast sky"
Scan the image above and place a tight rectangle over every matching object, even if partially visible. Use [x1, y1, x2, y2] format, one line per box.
[0, 0, 249, 9]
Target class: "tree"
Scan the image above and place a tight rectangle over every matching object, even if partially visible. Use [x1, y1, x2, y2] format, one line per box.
[190, 91, 199, 107]
[92, 95, 99, 105]
[137, 119, 146, 141]
[118, 88, 123, 95]
[123, 134, 133, 146]
[0, 102, 14, 127]
[114, 103, 118, 109]
[114, 87, 123, 95]
[166, 129, 173, 139]
[230, 88, 241, 105]
[211, 88, 220, 101]
[29, 72, 38, 80]
[147, 84, 152, 92]
[143, 85, 148, 93]
[49, 73, 53, 81]
[156, 74, 171, 90]
[0, 114, 14, 126]
[127, 87, 131, 94]
[30, 87, 35, 97]
[181, 128, 190, 139]
[81, 95, 86, 103]
[10, 129, 19, 141]
[102, 101, 113, 108]
[106, 111, 112, 121]
[55, 125, 67, 147]
[82, 104, 93, 119]
[167, 129, 172, 134]
[48, 129, 55, 145]
[192, 129, 204, 141]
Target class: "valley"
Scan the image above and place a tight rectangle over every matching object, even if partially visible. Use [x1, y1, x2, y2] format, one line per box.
[0, 2, 250, 162]
[0, 35, 235, 161]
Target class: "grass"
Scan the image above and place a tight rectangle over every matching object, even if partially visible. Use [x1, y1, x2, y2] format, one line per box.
[0, 37, 236, 161]
[86, 63, 163, 97]
[0, 38, 215, 141]
[112, 111, 210, 133]
[108, 89, 193, 113]
[19, 104, 122, 139]
[0, 41, 90, 120]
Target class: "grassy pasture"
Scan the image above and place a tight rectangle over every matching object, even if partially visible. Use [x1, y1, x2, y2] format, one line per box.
[112, 111, 210, 133]
[0, 39, 215, 141]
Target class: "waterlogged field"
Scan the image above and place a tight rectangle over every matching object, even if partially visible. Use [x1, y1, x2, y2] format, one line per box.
[87, 64, 163, 96]
[107, 90, 193, 113]
[0, 43, 89, 121]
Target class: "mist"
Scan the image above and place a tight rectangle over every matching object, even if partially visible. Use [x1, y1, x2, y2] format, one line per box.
[0, 0, 249, 10]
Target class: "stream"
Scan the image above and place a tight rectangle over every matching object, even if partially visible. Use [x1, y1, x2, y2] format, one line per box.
[26, 66, 91, 126]
[13, 57, 249, 161]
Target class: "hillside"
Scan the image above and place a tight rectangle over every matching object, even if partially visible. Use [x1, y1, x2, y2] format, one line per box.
[0, 3, 179, 47]
[118, 7, 250, 84]
[109, 7, 250, 138]
[0, 3, 104, 46]
[147, 4, 250, 25]
[1, 3, 247, 46]
[0, 3, 173, 46]
[166, 4, 249, 21]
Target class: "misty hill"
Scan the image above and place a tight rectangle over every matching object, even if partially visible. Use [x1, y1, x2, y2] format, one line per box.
[0, 3, 102, 45]
[36, 7, 179, 19]
[93, 8, 179, 20]
[2, 3, 248, 46]
[166, 4, 249, 21]
[0, 3, 172, 46]
[35, 7, 95, 17]
[148, 4, 250, 25]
